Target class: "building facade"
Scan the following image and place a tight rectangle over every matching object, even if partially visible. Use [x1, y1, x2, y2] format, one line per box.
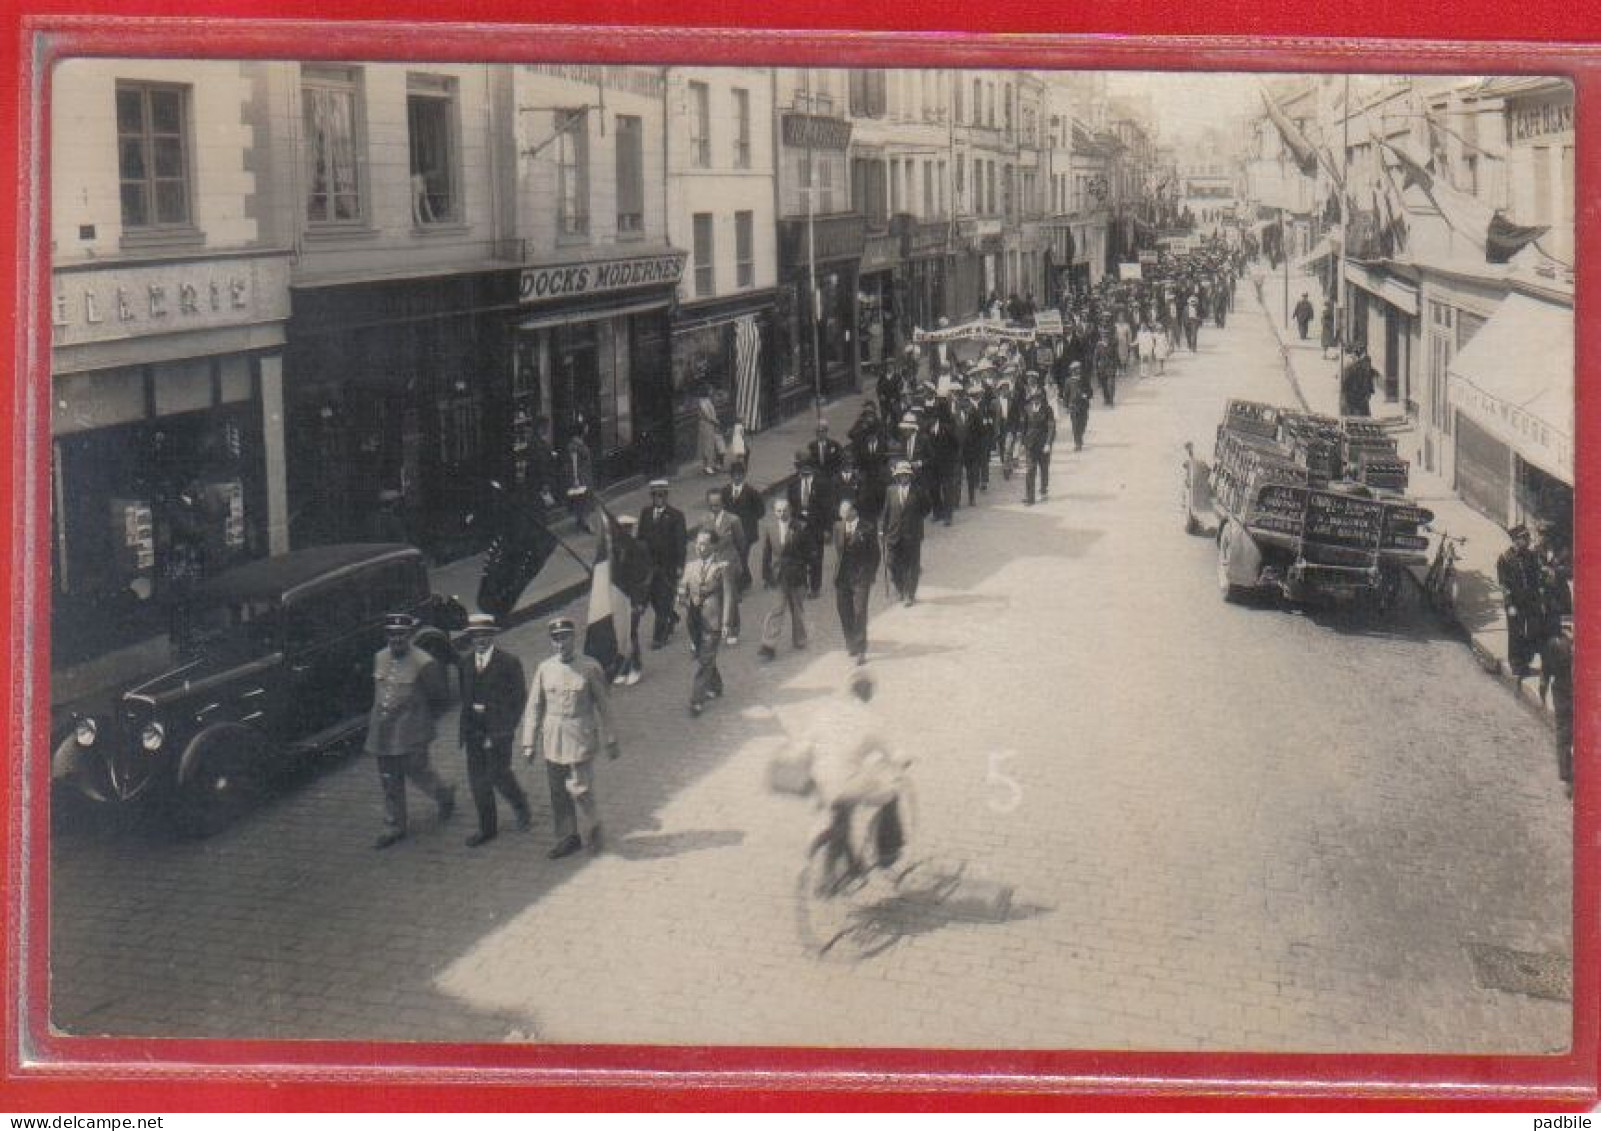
[665, 67, 779, 447]
[49, 58, 292, 662]
[773, 68, 862, 417]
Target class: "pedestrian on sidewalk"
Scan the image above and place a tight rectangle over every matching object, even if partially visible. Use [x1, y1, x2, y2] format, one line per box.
[882, 461, 928, 606]
[1094, 332, 1117, 406]
[694, 384, 724, 475]
[638, 480, 687, 649]
[758, 498, 810, 660]
[679, 529, 735, 717]
[726, 419, 751, 470]
[520, 616, 620, 859]
[367, 613, 455, 850]
[1184, 294, 1202, 352]
[1496, 524, 1545, 679]
[1293, 292, 1315, 340]
[1320, 298, 1338, 358]
[563, 425, 595, 534]
[1339, 346, 1376, 417]
[1544, 619, 1574, 798]
[834, 499, 880, 665]
[458, 613, 532, 848]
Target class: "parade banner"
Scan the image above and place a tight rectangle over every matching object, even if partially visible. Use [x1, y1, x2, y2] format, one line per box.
[1118, 262, 1144, 280]
[912, 318, 1036, 344]
[1033, 310, 1065, 336]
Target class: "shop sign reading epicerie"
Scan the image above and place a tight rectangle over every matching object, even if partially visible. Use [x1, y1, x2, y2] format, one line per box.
[52, 256, 290, 347]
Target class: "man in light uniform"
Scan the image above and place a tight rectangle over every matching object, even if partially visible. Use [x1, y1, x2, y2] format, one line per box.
[520, 616, 620, 858]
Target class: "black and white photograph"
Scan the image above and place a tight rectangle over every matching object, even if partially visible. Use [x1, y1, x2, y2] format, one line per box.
[43, 57, 1576, 1053]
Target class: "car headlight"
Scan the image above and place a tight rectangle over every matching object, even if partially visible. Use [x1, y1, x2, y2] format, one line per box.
[73, 718, 98, 747]
[140, 721, 166, 753]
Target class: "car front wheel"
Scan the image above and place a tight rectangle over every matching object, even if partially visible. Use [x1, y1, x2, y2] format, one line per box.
[171, 726, 267, 839]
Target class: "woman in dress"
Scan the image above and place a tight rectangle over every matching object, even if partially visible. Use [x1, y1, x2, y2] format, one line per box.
[694, 384, 723, 475]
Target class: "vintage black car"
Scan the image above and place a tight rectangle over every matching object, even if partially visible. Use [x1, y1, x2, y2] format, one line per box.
[53, 543, 467, 837]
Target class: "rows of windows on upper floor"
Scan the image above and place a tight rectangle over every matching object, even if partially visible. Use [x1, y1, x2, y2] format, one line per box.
[107, 66, 662, 251]
[786, 70, 1049, 149]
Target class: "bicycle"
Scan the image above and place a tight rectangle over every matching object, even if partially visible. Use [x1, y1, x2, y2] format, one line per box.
[1423, 529, 1466, 620]
[794, 754, 965, 960]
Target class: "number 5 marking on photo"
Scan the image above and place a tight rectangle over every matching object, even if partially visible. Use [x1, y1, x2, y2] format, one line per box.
[986, 750, 1022, 814]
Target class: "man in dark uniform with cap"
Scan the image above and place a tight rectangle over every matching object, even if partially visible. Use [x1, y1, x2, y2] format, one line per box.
[458, 613, 531, 847]
[1497, 524, 1545, 678]
[520, 616, 620, 858]
[367, 612, 455, 850]
[1066, 361, 1092, 451]
[637, 480, 687, 649]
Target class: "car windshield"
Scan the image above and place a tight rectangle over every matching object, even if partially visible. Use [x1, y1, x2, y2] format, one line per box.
[178, 596, 280, 659]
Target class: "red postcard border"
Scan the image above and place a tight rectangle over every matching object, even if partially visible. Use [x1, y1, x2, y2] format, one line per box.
[4, 13, 1599, 1112]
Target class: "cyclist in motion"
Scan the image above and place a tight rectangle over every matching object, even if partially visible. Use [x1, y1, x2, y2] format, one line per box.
[796, 670, 912, 895]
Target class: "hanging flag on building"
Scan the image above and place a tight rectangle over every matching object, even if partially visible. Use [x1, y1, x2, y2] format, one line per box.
[1259, 85, 1320, 179]
[733, 314, 763, 434]
[1487, 213, 1549, 264]
[1379, 136, 1548, 266]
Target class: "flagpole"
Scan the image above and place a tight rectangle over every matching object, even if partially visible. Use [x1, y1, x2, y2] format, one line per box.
[1337, 74, 1350, 384]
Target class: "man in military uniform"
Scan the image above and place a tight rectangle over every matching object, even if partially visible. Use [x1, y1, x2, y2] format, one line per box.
[1021, 384, 1058, 506]
[519, 616, 621, 859]
[679, 528, 736, 716]
[1497, 524, 1545, 678]
[637, 480, 687, 649]
[367, 613, 454, 850]
[458, 613, 531, 848]
[881, 460, 928, 607]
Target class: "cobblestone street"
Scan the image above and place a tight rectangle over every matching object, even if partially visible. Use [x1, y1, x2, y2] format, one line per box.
[50, 289, 1571, 1053]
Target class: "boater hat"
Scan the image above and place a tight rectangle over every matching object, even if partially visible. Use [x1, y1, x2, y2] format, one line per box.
[892, 460, 914, 476]
[466, 613, 499, 635]
[648, 479, 671, 491]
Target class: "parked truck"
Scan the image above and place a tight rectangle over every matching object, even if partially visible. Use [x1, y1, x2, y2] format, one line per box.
[1182, 400, 1432, 609]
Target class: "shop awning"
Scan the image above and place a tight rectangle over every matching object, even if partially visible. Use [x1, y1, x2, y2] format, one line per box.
[1295, 233, 1340, 271]
[1446, 291, 1574, 483]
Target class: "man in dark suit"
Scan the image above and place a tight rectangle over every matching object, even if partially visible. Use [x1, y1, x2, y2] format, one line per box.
[758, 498, 810, 660]
[833, 499, 881, 664]
[720, 461, 765, 591]
[458, 613, 532, 847]
[806, 420, 845, 480]
[881, 460, 928, 607]
[925, 405, 960, 525]
[637, 479, 688, 649]
[786, 453, 832, 598]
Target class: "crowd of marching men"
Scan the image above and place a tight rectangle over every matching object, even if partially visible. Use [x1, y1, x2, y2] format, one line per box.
[368, 236, 1252, 855]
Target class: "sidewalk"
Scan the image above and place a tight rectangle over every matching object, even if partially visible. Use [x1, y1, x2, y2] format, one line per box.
[1250, 268, 1555, 726]
[52, 389, 871, 712]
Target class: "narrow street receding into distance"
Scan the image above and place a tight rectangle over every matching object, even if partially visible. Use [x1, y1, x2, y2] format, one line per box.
[50, 282, 1571, 1054]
